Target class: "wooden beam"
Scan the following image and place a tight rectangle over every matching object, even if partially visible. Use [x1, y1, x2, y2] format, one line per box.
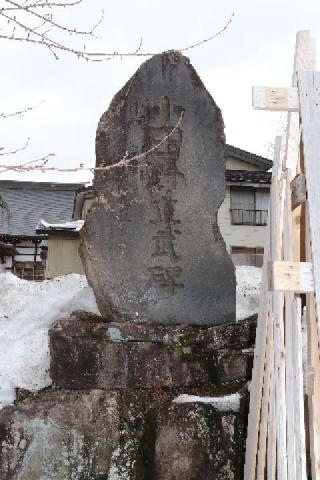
[253, 86, 299, 112]
[270, 260, 314, 293]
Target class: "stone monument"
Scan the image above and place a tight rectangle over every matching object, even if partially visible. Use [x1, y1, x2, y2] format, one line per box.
[80, 50, 235, 325]
[0, 53, 253, 480]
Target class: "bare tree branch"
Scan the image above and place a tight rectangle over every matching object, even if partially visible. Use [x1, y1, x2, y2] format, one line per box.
[0, 100, 44, 119]
[4, 0, 104, 37]
[1, 0, 84, 10]
[0, 111, 184, 174]
[179, 11, 235, 52]
[0, 1, 234, 61]
[0, 138, 29, 155]
[0, 152, 54, 173]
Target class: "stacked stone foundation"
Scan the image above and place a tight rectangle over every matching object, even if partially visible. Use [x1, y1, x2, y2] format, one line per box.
[0, 311, 256, 479]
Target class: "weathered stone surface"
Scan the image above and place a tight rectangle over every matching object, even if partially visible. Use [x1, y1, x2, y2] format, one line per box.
[154, 400, 246, 480]
[0, 387, 248, 480]
[49, 312, 255, 390]
[0, 390, 120, 479]
[80, 50, 235, 325]
[52, 310, 256, 347]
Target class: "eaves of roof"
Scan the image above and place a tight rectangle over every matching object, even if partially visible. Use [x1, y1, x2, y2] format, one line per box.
[225, 144, 273, 171]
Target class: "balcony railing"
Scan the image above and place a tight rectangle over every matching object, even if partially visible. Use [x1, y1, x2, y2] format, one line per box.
[230, 209, 268, 226]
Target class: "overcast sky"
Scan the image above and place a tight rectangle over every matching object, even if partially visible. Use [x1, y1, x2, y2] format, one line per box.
[0, 0, 319, 184]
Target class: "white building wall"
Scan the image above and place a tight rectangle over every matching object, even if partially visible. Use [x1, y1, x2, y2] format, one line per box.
[225, 158, 261, 171]
[218, 187, 268, 253]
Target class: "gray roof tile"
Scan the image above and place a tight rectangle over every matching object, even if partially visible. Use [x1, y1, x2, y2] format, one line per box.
[0, 181, 84, 237]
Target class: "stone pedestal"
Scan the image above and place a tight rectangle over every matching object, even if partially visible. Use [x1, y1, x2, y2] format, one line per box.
[0, 311, 256, 479]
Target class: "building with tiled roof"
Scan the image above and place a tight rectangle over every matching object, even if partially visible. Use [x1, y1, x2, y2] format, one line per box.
[0, 180, 84, 279]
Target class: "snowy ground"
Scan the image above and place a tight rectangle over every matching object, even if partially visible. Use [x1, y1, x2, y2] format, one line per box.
[236, 266, 262, 321]
[0, 273, 99, 409]
[0, 266, 261, 409]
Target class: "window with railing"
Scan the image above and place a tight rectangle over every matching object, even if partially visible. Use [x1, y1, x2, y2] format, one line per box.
[230, 186, 269, 226]
[230, 208, 268, 225]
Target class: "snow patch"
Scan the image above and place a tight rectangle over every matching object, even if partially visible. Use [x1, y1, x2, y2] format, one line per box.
[172, 393, 241, 412]
[236, 266, 261, 321]
[0, 272, 99, 409]
[39, 219, 84, 231]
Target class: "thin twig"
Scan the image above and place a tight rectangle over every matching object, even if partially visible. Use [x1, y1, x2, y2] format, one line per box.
[179, 11, 234, 52]
[0, 111, 184, 174]
[0, 138, 30, 155]
[0, 152, 54, 173]
[0, 100, 44, 118]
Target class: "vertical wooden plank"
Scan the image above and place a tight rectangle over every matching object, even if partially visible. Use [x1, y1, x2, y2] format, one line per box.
[273, 178, 287, 480]
[292, 296, 307, 480]
[299, 70, 320, 480]
[305, 204, 320, 480]
[283, 171, 296, 480]
[257, 297, 273, 479]
[285, 31, 314, 175]
[286, 31, 315, 268]
[267, 339, 277, 480]
[268, 137, 287, 480]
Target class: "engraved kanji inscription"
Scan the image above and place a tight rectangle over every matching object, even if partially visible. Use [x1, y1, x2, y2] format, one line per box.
[146, 97, 185, 291]
[150, 196, 181, 261]
[152, 225, 181, 261]
[148, 266, 184, 294]
[150, 196, 180, 226]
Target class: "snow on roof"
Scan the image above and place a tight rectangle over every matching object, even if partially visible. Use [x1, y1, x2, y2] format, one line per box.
[37, 219, 84, 232]
[172, 392, 241, 412]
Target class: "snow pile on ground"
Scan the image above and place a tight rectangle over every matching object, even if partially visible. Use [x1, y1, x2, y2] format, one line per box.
[172, 392, 240, 412]
[236, 266, 262, 321]
[0, 273, 99, 409]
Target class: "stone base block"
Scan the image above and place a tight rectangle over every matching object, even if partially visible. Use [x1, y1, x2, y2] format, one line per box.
[49, 311, 255, 390]
[155, 401, 246, 480]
